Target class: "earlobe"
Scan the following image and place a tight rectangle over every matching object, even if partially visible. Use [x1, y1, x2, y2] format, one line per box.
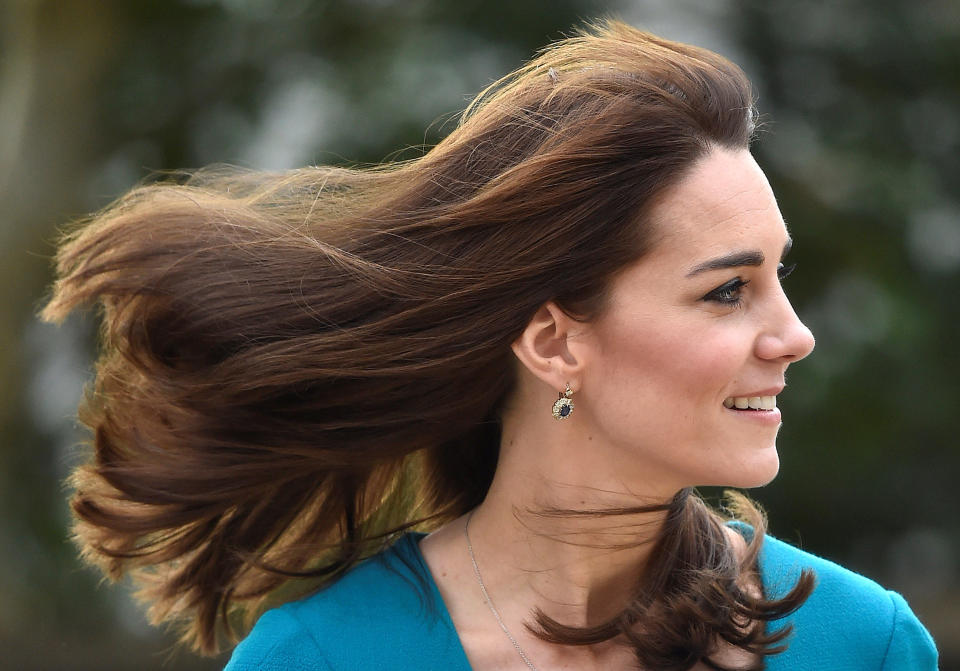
[510, 301, 585, 391]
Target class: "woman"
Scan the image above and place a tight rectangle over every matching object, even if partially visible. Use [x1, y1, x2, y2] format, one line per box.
[42, 20, 936, 671]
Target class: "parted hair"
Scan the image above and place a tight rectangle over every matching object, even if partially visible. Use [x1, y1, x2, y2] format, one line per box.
[42, 20, 812, 670]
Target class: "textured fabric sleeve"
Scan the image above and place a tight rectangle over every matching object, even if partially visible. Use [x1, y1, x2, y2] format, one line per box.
[880, 590, 938, 671]
[224, 608, 334, 671]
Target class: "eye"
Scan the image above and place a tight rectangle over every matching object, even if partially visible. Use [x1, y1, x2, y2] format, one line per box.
[778, 262, 797, 281]
[703, 277, 749, 307]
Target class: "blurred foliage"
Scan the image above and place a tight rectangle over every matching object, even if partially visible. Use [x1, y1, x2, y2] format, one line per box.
[1, 0, 957, 668]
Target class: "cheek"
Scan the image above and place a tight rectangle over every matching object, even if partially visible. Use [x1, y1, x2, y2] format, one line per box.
[681, 332, 752, 393]
[593, 319, 749, 405]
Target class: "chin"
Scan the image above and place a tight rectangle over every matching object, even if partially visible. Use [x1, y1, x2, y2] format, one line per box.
[702, 447, 781, 489]
[736, 450, 781, 488]
[737, 470, 780, 489]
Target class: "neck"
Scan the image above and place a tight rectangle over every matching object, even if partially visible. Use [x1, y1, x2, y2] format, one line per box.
[464, 419, 680, 627]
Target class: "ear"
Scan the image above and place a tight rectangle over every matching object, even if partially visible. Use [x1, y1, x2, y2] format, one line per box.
[511, 300, 589, 394]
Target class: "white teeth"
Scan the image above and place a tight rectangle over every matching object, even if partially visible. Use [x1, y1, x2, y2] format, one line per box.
[724, 395, 777, 410]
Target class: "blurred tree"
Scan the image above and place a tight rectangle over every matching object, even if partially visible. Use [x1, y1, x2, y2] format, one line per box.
[734, 2, 960, 650]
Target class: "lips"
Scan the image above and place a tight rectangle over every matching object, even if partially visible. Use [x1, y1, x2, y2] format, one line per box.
[723, 395, 777, 410]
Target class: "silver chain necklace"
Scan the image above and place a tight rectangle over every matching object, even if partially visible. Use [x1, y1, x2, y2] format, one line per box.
[464, 510, 540, 671]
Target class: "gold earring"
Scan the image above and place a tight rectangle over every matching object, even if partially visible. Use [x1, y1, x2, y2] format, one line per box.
[551, 383, 574, 420]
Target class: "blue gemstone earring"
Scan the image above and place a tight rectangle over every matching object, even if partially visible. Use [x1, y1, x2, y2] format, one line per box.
[551, 383, 575, 420]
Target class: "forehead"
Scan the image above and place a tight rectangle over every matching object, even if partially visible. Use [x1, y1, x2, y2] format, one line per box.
[644, 148, 788, 260]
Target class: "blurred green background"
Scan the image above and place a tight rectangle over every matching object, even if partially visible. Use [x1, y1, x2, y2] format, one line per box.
[2, 0, 957, 668]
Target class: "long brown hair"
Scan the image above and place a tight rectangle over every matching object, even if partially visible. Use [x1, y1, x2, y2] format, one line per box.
[42, 20, 812, 669]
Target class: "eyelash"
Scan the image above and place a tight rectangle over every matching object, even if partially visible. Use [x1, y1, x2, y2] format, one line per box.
[703, 262, 797, 307]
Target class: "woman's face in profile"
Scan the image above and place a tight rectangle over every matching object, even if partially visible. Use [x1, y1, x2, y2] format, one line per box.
[575, 148, 815, 495]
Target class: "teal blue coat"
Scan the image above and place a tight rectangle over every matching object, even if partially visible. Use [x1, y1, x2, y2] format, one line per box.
[225, 530, 938, 670]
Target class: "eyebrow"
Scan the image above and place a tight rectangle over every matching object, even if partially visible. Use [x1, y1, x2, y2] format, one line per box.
[686, 238, 793, 277]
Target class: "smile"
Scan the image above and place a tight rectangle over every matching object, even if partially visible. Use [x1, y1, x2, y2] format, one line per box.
[723, 395, 777, 410]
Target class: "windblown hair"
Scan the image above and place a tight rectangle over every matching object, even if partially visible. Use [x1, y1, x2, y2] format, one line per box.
[42, 20, 812, 670]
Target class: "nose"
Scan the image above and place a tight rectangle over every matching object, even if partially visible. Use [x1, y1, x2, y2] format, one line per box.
[755, 288, 815, 362]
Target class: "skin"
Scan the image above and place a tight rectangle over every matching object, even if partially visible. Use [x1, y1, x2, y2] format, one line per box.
[420, 147, 816, 670]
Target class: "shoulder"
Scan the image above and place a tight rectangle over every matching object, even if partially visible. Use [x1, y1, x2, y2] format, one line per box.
[756, 532, 939, 670]
[224, 606, 331, 671]
[224, 534, 468, 671]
